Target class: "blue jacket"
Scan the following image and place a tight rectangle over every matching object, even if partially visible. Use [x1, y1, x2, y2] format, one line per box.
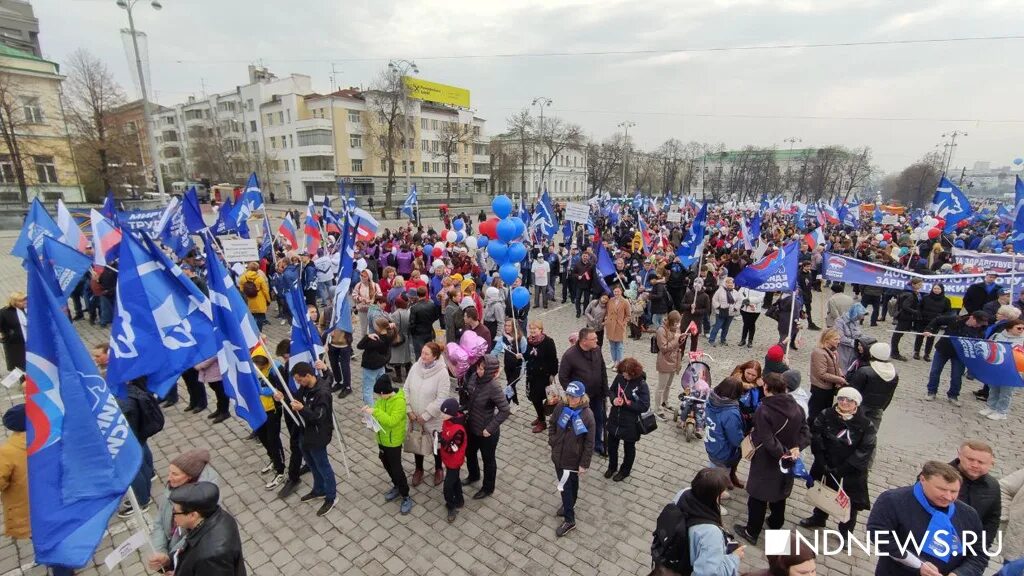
[703, 391, 744, 465]
[301, 263, 318, 291]
[689, 523, 740, 576]
[281, 264, 300, 291]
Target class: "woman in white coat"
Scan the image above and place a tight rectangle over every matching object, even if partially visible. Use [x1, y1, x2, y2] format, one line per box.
[737, 286, 764, 349]
[403, 340, 451, 488]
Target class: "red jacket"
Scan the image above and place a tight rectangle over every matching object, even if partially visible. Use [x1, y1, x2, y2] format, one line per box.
[439, 416, 467, 470]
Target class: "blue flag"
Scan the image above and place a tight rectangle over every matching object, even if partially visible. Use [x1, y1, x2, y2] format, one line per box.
[260, 215, 274, 260]
[676, 202, 707, 267]
[101, 191, 118, 222]
[11, 198, 62, 260]
[24, 246, 142, 568]
[157, 196, 195, 258]
[401, 185, 418, 220]
[950, 338, 1024, 388]
[106, 232, 217, 398]
[287, 285, 325, 391]
[759, 194, 769, 214]
[932, 176, 974, 232]
[40, 236, 92, 300]
[182, 186, 207, 233]
[230, 173, 264, 229]
[531, 189, 559, 239]
[213, 197, 236, 236]
[873, 203, 883, 223]
[1011, 176, 1024, 251]
[331, 209, 357, 334]
[748, 213, 762, 243]
[204, 236, 268, 431]
[734, 241, 800, 292]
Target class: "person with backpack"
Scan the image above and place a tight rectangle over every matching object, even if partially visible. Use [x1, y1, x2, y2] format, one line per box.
[650, 467, 743, 576]
[117, 376, 164, 517]
[238, 261, 271, 330]
[438, 398, 468, 523]
[548, 380, 596, 537]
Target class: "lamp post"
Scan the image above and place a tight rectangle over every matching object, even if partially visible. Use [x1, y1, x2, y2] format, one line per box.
[388, 59, 418, 204]
[531, 97, 552, 197]
[940, 131, 967, 176]
[618, 121, 635, 198]
[117, 0, 165, 197]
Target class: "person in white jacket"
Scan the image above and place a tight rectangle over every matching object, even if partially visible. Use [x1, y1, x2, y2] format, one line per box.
[737, 286, 764, 349]
[999, 467, 1024, 561]
[403, 341, 452, 488]
[707, 278, 742, 347]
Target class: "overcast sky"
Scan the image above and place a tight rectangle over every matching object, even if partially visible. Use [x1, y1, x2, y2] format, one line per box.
[42, 0, 1024, 175]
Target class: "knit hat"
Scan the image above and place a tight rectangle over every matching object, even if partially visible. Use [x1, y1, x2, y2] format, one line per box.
[565, 381, 586, 398]
[374, 374, 395, 395]
[781, 370, 802, 393]
[836, 387, 863, 406]
[170, 448, 211, 480]
[459, 296, 475, 310]
[766, 344, 785, 363]
[440, 398, 460, 416]
[2, 404, 25, 432]
[869, 342, 890, 361]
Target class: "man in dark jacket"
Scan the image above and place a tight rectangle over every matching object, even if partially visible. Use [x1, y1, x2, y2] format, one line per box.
[962, 271, 1001, 314]
[117, 377, 159, 517]
[798, 261, 820, 330]
[572, 253, 595, 318]
[408, 287, 439, 356]
[923, 311, 989, 404]
[290, 362, 336, 515]
[558, 328, 609, 455]
[169, 482, 246, 576]
[866, 461, 988, 576]
[889, 278, 923, 361]
[951, 440, 1002, 547]
[462, 356, 510, 500]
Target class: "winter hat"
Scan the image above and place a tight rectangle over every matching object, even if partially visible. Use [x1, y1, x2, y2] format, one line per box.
[2, 404, 25, 432]
[170, 448, 211, 480]
[869, 342, 890, 361]
[485, 286, 500, 299]
[169, 481, 220, 516]
[374, 373, 395, 395]
[766, 344, 785, 363]
[440, 398, 460, 416]
[565, 381, 586, 398]
[781, 370, 802, 393]
[836, 387, 863, 406]
[459, 296, 475, 310]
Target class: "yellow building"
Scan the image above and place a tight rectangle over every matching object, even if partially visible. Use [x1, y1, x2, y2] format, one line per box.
[0, 44, 82, 203]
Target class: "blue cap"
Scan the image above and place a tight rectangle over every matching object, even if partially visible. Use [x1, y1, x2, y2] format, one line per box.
[565, 381, 585, 398]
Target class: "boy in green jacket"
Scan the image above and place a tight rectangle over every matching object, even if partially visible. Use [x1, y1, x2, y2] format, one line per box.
[362, 374, 414, 514]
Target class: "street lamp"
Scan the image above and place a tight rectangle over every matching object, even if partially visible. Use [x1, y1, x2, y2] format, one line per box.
[388, 59, 418, 204]
[117, 0, 165, 197]
[531, 97, 552, 196]
[940, 131, 967, 175]
[618, 121, 635, 197]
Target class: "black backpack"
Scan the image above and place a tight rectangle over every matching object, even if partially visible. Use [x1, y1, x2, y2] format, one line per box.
[650, 501, 708, 575]
[242, 279, 259, 299]
[129, 386, 165, 440]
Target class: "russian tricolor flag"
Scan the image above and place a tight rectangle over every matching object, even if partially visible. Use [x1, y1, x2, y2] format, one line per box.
[89, 209, 121, 268]
[804, 227, 826, 250]
[277, 215, 298, 250]
[351, 207, 379, 242]
[303, 212, 321, 255]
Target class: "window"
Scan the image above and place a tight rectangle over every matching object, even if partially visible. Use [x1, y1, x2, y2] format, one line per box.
[251, 141, 259, 154]
[473, 126, 480, 136]
[401, 161, 408, 174]
[292, 159, 296, 171]
[420, 118, 428, 130]
[300, 156, 334, 170]
[452, 163, 459, 174]
[298, 130, 332, 146]
[421, 139, 428, 151]
[265, 113, 273, 126]
[347, 110, 360, 123]
[431, 140, 439, 152]
[465, 163, 469, 173]
[431, 119, 438, 130]
[422, 161, 430, 173]
[351, 159, 363, 172]
[409, 162, 415, 174]
[288, 135, 293, 148]
[432, 162, 439, 173]
[464, 143, 470, 154]
[286, 109, 291, 123]
[246, 99, 254, 111]
[164, 116, 175, 125]
[380, 159, 387, 172]
[350, 134, 362, 148]
[185, 109, 204, 121]
[278, 111, 284, 124]
[0, 155, 14, 183]
[474, 143, 486, 155]
[270, 136, 277, 149]
[280, 136, 287, 149]
[33, 156, 57, 183]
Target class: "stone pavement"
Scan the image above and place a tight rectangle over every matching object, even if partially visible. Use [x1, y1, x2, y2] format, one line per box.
[0, 234, 1019, 575]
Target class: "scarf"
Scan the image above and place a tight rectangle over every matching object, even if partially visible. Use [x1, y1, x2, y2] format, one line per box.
[556, 406, 588, 435]
[836, 406, 854, 422]
[912, 482, 960, 562]
[527, 332, 545, 346]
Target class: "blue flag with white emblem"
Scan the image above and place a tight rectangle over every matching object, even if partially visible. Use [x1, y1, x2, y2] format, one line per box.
[204, 237, 268, 431]
[24, 246, 142, 568]
[11, 198, 63, 260]
[531, 189, 559, 239]
[39, 236, 91, 300]
[932, 176, 974, 232]
[287, 285, 325, 391]
[950, 338, 1024, 388]
[676, 201, 707, 267]
[230, 173, 264, 230]
[105, 232, 217, 398]
[401, 185, 418, 220]
[1011, 176, 1024, 251]
[734, 241, 799, 292]
[157, 196, 195, 258]
[182, 186, 207, 234]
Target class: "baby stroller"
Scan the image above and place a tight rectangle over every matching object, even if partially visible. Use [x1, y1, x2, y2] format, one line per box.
[674, 352, 712, 442]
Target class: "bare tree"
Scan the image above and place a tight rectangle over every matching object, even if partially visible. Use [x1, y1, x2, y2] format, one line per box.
[488, 138, 520, 196]
[534, 116, 583, 194]
[883, 150, 943, 207]
[505, 109, 532, 198]
[0, 72, 32, 201]
[189, 123, 232, 183]
[586, 134, 622, 196]
[841, 147, 874, 202]
[364, 68, 412, 209]
[432, 119, 473, 200]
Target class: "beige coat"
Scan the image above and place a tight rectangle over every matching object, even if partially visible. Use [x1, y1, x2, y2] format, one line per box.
[402, 359, 451, 434]
[604, 296, 631, 343]
[0, 433, 29, 539]
[999, 467, 1024, 559]
[655, 326, 683, 374]
[810, 346, 845, 390]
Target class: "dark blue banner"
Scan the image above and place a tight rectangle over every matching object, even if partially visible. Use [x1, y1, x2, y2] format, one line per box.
[950, 338, 1024, 388]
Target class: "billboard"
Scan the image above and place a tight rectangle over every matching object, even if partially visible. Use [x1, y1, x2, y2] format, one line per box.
[403, 76, 470, 108]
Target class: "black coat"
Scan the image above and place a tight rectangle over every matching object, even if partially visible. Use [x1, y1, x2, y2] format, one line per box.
[357, 334, 392, 369]
[408, 300, 439, 338]
[297, 379, 333, 449]
[746, 393, 811, 503]
[925, 314, 985, 356]
[0, 306, 25, 371]
[810, 408, 877, 510]
[950, 458, 1002, 542]
[558, 344, 608, 402]
[848, 366, 899, 413]
[525, 336, 558, 402]
[605, 374, 651, 443]
[173, 508, 246, 576]
[894, 290, 922, 329]
[648, 282, 672, 315]
[962, 281, 1000, 314]
[919, 291, 951, 324]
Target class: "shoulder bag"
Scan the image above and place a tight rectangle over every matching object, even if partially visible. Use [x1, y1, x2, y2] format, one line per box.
[403, 420, 433, 456]
[805, 474, 851, 523]
[741, 418, 789, 461]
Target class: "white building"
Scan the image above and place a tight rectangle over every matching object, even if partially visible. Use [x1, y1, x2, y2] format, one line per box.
[490, 134, 587, 201]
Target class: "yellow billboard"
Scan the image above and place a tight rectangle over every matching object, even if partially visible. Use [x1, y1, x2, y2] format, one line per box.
[403, 76, 470, 109]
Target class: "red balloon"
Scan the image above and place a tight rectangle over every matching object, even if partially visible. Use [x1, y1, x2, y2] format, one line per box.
[479, 217, 500, 240]
[882, 232, 892, 241]
[432, 246, 443, 258]
[927, 228, 941, 239]
[956, 219, 969, 229]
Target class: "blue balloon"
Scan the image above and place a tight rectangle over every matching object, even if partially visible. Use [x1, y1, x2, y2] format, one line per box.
[497, 218, 517, 243]
[456, 231, 465, 243]
[423, 243, 433, 256]
[477, 236, 489, 249]
[1015, 158, 1024, 166]
[510, 216, 526, 239]
[499, 263, 519, 284]
[508, 241, 527, 263]
[488, 241, 508, 263]
[492, 195, 513, 219]
[453, 218, 465, 231]
[511, 286, 530, 310]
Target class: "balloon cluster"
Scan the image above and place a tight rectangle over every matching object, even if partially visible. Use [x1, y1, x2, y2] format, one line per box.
[480, 195, 530, 309]
[444, 330, 489, 377]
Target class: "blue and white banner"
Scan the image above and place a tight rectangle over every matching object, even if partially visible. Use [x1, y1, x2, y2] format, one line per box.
[735, 241, 799, 292]
[116, 208, 164, 239]
[951, 248, 1024, 273]
[950, 338, 1024, 388]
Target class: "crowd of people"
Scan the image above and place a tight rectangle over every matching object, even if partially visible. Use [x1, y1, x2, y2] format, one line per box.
[2, 198, 1024, 575]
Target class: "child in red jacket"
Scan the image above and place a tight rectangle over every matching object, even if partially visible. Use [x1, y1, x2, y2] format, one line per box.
[438, 398, 467, 523]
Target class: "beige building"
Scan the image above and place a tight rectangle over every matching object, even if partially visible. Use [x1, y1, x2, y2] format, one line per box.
[0, 44, 82, 202]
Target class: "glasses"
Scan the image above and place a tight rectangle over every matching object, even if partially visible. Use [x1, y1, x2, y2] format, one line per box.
[171, 511, 190, 517]
[837, 397, 857, 403]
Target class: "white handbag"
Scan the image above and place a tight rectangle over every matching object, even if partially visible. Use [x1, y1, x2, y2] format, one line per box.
[805, 475, 851, 523]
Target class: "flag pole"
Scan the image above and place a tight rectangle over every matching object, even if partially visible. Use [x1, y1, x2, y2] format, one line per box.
[253, 366, 301, 427]
[784, 288, 798, 362]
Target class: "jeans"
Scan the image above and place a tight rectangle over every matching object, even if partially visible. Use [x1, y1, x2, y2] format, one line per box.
[609, 340, 624, 364]
[651, 313, 664, 328]
[301, 445, 337, 501]
[606, 432, 636, 476]
[574, 286, 591, 317]
[99, 294, 114, 326]
[988, 385, 1015, 415]
[256, 407, 285, 475]
[593, 400, 606, 453]
[444, 467, 464, 511]
[328, 345, 352, 391]
[361, 366, 386, 406]
[379, 444, 410, 498]
[707, 311, 734, 344]
[927, 347, 965, 399]
[556, 466, 580, 523]
[534, 284, 549, 309]
[465, 431, 500, 493]
[744, 496, 787, 539]
[252, 312, 267, 331]
[740, 311, 759, 344]
[130, 442, 154, 504]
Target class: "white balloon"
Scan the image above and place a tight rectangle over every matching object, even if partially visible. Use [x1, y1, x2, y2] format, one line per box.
[465, 236, 478, 250]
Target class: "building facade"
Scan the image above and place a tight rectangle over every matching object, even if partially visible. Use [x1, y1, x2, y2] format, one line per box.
[0, 44, 82, 202]
[490, 134, 587, 201]
[0, 0, 39, 57]
[104, 99, 170, 196]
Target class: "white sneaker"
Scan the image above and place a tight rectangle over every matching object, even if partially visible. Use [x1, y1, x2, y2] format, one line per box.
[260, 463, 274, 474]
[978, 408, 993, 417]
[720, 505, 729, 516]
[265, 473, 285, 490]
[926, 394, 937, 401]
[987, 412, 1008, 421]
